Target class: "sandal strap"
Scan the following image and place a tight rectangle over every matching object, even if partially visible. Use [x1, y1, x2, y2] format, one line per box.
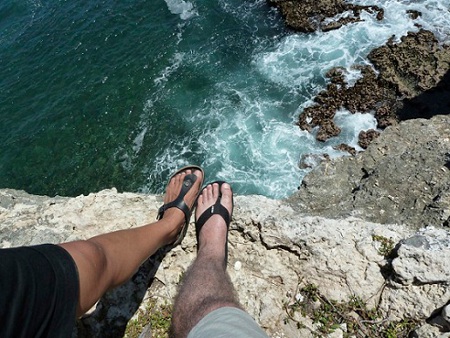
[195, 181, 233, 265]
[157, 173, 198, 224]
[195, 202, 230, 232]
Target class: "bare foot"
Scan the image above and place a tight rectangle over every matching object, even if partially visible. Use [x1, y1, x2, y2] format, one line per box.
[195, 182, 233, 258]
[161, 168, 204, 245]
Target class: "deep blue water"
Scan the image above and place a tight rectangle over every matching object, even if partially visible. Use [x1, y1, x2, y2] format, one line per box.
[1, 0, 448, 198]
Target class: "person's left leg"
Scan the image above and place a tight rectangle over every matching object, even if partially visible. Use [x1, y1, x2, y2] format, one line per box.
[59, 167, 203, 316]
[170, 182, 268, 338]
[170, 182, 240, 337]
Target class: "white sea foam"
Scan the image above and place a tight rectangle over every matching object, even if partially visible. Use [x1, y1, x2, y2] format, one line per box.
[132, 127, 147, 154]
[333, 110, 378, 149]
[164, 0, 197, 20]
[255, 0, 450, 92]
[153, 52, 185, 86]
[133, 0, 450, 198]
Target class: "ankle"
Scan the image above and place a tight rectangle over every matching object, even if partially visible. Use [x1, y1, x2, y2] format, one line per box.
[157, 215, 185, 245]
[196, 249, 227, 271]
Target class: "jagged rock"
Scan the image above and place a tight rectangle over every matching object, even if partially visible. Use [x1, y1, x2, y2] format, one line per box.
[289, 115, 450, 228]
[268, 0, 383, 33]
[392, 227, 450, 285]
[296, 29, 450, 143]
[316, 120, 341, 141]
[1, 184, 449, 336]
[407, 10, 422, 20]
[358, 129, 380, 149]
[271, 0, 450, 146]
[369, 30, 450, 98]
[333, 143, 357, 156]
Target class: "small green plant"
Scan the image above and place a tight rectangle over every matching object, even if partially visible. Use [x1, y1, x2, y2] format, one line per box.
[125, 300, 172, 338]
[372, 235, 395, 257]
[284, 283, 419, 337]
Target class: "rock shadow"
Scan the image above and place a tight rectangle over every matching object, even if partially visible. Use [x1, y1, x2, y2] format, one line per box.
[397, 68, 450, 121]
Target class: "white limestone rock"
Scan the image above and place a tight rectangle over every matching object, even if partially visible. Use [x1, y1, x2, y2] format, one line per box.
[392, 227, 450, 285]
[1, 188, 450, 337]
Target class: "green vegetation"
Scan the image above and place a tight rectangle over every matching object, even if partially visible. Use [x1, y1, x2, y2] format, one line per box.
[372, 235, 395, 258]
[125, 300, 172, 338]
[284, 283, 419, 337]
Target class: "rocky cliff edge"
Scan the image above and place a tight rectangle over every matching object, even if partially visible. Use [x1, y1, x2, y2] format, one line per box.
[1, 116, 450, 337]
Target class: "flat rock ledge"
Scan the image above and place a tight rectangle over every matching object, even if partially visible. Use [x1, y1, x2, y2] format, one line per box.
[1, 186, 449, 336]
[289, 114, 450, 229]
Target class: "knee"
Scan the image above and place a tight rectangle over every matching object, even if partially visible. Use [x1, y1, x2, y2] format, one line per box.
[82, 240, 109, 273]
[61, 240, 110, 282]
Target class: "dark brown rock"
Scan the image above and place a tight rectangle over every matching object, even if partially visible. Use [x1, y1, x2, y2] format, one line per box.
[268, 0, 383, 33]
[368, 30, 450, 98]
[271, 1, 450, 141]
[296, 30, 450, 142]
[358, 129, 380, 149]
[316, 120, 341, 141]
[297, 65, 395, 141]
[333, 143, 357, 155]
[406, 10, 421, 20]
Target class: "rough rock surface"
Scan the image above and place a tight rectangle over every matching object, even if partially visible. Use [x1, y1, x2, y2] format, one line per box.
[358, 129, 380, 149]
[271, 0, 450, 144]
[268, 0, 383, 33]
[1, 173, 450, 336]
[297, 30, 450, 141]
[289, 115, 450, 228]
[2, 68, 450, 338]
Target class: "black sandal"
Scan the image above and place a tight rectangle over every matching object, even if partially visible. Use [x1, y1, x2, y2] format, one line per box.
[157, 165, 204, 246]
[195, 181, 233, 264]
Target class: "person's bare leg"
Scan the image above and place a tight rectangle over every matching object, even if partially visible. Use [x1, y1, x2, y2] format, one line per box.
[170, 182, 239, 338]
[59, 168, 203, 316]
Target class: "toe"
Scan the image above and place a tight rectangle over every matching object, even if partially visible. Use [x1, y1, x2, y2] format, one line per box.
[220, 183, 233, 213]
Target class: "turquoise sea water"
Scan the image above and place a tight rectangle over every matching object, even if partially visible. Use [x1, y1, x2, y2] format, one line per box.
[1, 0, 449, 198]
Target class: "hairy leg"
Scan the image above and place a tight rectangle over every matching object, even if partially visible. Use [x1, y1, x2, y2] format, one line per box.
[170, 183, 240, 338]
[59, 168, 203, 316]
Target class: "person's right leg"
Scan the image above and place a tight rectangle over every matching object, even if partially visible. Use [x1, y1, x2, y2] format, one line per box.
[169, 182, 240, 337]
[59, 167, 203, 316]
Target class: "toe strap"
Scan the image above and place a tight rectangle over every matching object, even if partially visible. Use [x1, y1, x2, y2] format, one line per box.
[195, 202, 230, 232]
[157, 173, 198, 223]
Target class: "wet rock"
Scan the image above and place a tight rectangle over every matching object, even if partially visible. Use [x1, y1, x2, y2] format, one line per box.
[316, 120, 341, 141]
[333, 143, 357, 156]
[298, 65, 396, 141]
[358, 129, 380, 149]
[407, 10, 422, 20]
[368, 30, 450, 99]
[268, 0, 383, 33]
[271, 0, 450, 146]
[297, 29, 450, 143]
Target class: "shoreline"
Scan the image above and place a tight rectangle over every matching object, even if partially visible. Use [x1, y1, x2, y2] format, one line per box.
[1, 3, 450, 336]
[1, 115, 450, 336]
[270, 0, 450, 150]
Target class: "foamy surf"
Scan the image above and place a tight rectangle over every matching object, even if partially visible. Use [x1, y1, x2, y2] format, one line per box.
[130, 0, 450, 198]
[164, 0, 197, 20]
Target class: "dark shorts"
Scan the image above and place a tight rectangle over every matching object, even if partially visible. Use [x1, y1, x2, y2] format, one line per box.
[0, 244, 79, 338]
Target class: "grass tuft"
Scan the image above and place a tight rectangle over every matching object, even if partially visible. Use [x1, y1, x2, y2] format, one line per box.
[284, 283, 419, 337]
[125, 299, 172, 338]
